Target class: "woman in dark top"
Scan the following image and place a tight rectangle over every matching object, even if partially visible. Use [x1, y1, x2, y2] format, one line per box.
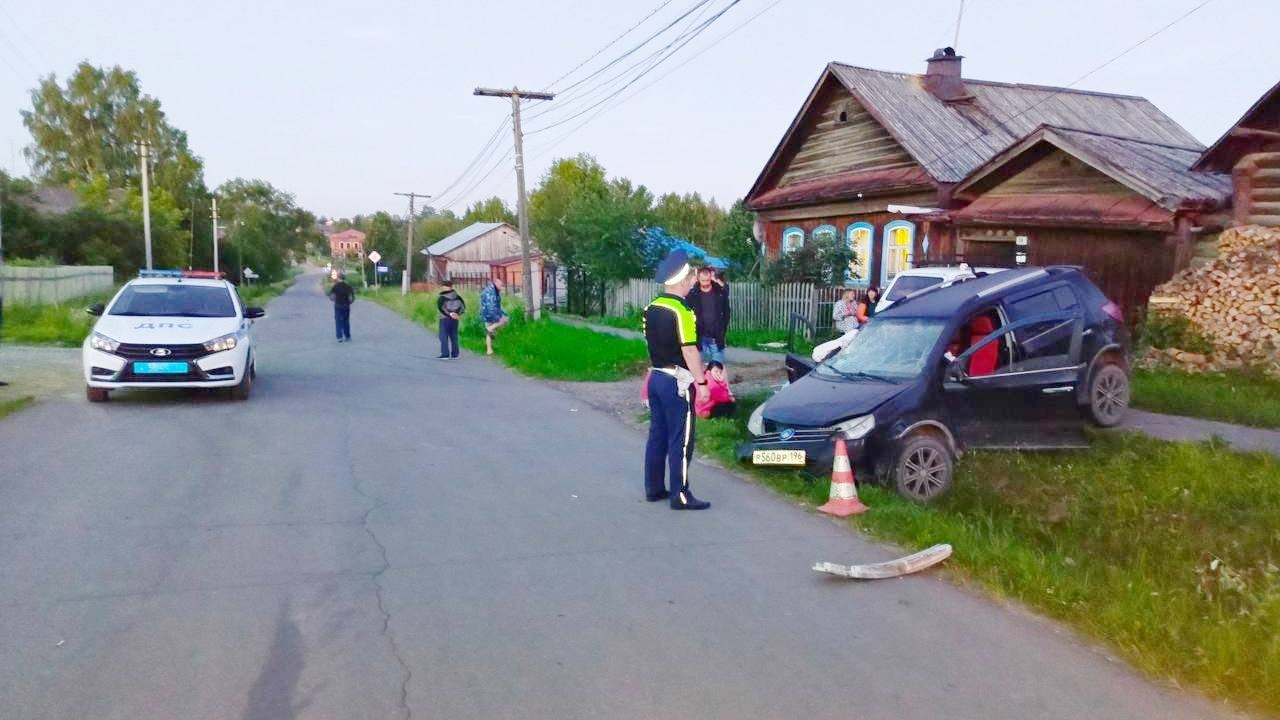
[856, 286, 880, 326]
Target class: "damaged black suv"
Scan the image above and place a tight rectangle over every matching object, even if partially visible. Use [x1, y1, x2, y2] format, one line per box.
[741, 266, 1130, 502]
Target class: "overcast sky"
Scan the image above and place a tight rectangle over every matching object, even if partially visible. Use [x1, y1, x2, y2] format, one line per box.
[1, 0, 1276, 219]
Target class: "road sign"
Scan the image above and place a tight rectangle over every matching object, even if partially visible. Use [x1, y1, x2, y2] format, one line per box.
[376, 264, 389, 274]
[368, 250, 382, 263]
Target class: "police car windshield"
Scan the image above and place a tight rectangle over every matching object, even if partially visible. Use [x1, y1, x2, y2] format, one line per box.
[885, 275, 944, 301]
[109, 284, 237, 318]
[821, 318, 945, 380]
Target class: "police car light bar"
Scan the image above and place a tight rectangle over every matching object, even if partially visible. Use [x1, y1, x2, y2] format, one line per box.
[182, 270, 226, 279]
[138, 269, 185, 278]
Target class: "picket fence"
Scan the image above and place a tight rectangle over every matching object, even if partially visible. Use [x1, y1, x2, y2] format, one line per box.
[0, 265, 115, 305]
[607, 278, 861, 334]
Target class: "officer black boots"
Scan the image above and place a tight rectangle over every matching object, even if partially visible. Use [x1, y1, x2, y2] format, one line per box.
[671, 490, 710, 510]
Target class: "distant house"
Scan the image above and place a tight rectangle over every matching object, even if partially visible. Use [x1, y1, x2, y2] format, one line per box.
[1192, 80, 1280, 227]
[328, 229, 365, 260]
[745, 48, 1231, 319]
[423, 221, 553, 296]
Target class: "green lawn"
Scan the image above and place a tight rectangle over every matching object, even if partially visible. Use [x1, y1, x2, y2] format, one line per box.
[697, 394, 1280, 716]
[1, 299, 101, 346]
[239, 272, 299, 307]
[369, 291, 648, 381]
[1133, 367, 1280, 429]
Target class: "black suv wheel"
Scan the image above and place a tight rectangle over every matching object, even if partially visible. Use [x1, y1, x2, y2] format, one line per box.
[892, 433, 953, 503]
[1086, 363, 1128, 427]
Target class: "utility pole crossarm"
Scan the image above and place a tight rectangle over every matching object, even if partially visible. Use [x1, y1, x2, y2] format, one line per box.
[473, 87, 555, 101]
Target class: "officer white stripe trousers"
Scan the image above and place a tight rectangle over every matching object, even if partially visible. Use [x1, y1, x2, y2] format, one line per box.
[644, 370, 695, 500]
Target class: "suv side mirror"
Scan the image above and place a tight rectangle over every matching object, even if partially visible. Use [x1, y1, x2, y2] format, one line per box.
[87, 303, 104, 316]
[244, 307, 265, 320]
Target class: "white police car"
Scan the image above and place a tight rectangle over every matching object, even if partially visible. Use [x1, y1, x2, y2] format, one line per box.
[82, 270, 265, 402]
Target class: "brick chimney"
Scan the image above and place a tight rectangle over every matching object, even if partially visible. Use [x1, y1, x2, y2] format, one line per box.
[924, 47, 969, 102]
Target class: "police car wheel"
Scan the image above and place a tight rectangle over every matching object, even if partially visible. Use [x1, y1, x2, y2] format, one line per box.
[86, 385, 109, 403]
[230, 363, 253, 401]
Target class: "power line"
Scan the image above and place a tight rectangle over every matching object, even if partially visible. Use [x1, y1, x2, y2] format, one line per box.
[532, 0, 786, 157]
[530, 0, 786, 160]
[542, 0, 677, 91]
[429, 116, 510, 208]
[542, 0, 715, 102]
[432, 123, 513, 211]
[523, 0, 716, 125]
[526, 0, 745, 136]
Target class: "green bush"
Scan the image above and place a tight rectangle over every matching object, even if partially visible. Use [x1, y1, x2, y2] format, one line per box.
[1137, 310, 1214, 354]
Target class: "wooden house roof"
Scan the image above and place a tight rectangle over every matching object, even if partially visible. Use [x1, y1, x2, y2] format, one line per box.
[1192, 79, 1280, 173]
[425, 222, 511, 256]
[957, 126, 1231, 211]
[747, 62, 1202, 206]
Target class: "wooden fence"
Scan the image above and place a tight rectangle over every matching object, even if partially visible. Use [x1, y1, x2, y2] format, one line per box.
[606, 279, 866, 334]
[0, 265, 115, 305]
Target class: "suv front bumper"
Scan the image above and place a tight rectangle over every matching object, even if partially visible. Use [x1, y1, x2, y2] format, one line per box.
[736, 430, 868, 473]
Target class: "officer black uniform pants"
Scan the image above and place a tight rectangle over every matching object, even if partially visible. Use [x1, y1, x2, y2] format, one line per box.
[645, 370, 695, 499]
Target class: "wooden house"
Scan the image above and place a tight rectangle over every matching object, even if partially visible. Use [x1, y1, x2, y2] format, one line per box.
[745, 49, 1231, 318]
[1192, 80, 1280, 227]
[423, 222, 550, 296]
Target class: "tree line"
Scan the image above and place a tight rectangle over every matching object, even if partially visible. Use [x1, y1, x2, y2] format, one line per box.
[1, 62, 323, 283]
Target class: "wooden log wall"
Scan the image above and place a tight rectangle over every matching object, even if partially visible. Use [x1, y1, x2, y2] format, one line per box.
[777, 85, 917, 188]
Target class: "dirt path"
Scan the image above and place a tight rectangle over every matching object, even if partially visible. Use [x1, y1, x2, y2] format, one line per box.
[0, 344, 82, 408]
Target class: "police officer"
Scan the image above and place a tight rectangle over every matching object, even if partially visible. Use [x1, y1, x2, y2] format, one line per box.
[642, 250, 711, 510]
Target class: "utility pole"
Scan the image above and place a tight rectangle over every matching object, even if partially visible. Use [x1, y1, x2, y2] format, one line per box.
[474, 86, 554, 320]
[139, 140, 153, 270]
[211, 197, 221, 274]
[393, 191, 430, 295]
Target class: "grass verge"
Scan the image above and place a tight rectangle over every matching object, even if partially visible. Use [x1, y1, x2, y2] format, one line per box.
[368, 290, 648, 381]
[239, 271, 300, 307]
[696, 394, 1280, 715]
[1, 298, 104, 345]
[0, 396, 35, 420]
[1132, 367, 1280, 429]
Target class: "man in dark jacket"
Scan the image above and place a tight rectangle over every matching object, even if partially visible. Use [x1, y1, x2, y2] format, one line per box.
[327, 272, 355, 342]
[686, 266, 730, 366]
[436, 278, 465, 359]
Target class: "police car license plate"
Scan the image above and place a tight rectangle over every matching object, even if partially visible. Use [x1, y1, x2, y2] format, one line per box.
[753, 449, 806, 466]
[133, 361, 188, 374]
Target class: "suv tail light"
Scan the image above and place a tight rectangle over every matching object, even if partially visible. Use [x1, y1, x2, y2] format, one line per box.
[1101, 301, 1124, 323]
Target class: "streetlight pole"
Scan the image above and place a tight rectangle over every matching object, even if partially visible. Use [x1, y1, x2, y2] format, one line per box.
[139, 140, 153, 270]
[474, 86, 554, 320]
[211, 197, 221, 274]
[394, 191, 430, 295]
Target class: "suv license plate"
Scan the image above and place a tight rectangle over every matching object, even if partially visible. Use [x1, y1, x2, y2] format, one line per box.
[133, 361, 188, 374]
[753, 449, 806, 466]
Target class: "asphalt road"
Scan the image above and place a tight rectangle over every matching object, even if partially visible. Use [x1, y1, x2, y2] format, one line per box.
[0, 273, 1240, 720]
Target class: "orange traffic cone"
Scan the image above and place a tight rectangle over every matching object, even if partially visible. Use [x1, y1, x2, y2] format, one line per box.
[818, 437, 868, 517]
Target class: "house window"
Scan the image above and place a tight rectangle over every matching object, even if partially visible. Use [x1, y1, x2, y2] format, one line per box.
[782, 227, 805, 254]
[881, 220, 915, 285]
[846, 222, 874, 285]
[812, 224, 837, 245]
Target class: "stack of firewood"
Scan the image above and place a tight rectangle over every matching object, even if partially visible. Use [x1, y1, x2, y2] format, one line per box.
[1147, 225, 1280, 376]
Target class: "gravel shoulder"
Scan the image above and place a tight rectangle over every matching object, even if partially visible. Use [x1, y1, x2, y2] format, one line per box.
[0, 344, 83, 411]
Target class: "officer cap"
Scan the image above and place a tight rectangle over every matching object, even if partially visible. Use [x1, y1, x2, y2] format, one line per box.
[655, 249, 692, 285]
